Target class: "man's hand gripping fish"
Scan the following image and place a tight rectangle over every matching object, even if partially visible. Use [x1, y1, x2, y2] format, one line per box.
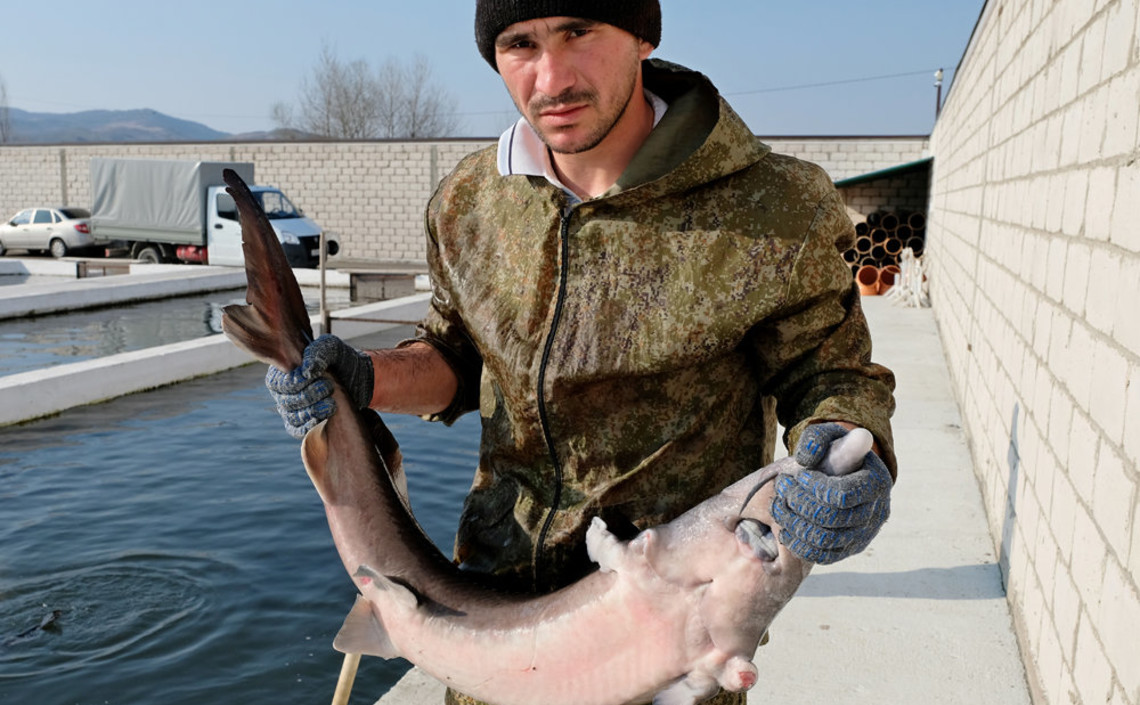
[219, 169, 873, 705]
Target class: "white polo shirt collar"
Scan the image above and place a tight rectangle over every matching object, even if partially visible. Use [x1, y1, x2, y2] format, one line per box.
[496, 89, 669, 202]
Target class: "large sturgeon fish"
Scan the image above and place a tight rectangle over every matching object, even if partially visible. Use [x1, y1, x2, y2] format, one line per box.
[219, 169, 872, 705]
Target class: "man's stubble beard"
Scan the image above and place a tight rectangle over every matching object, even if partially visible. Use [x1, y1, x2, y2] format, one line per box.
[526, 65, 640, 156]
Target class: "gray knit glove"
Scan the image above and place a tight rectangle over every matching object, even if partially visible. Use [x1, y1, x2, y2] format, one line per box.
[264, 335, 374, 438]
[771, 423, 892, 564]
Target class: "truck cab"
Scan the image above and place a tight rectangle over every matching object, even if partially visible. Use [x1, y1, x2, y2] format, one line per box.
[208, 186, 325, 268]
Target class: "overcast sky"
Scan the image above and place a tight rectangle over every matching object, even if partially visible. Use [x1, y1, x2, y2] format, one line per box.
[0, 0, 985, 137]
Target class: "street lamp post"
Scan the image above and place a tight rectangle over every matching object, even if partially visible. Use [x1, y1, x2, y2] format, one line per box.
[934, 68, 944, 119]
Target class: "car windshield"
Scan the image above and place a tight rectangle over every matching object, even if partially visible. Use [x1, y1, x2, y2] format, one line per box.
[254, 191, 301, 220]
[60, 207, 91, 219]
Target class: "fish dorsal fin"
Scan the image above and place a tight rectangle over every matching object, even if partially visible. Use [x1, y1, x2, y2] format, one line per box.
[332, 595, 402, 659]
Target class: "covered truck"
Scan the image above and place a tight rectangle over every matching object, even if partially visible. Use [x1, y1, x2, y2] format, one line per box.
[89, 158, 330, 267]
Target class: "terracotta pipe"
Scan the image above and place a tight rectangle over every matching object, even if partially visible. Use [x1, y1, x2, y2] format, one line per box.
[843, 248, 859, 264]
[877, 264, 901, 294]
[865, 212, 883, 228]
[870, 228, 889, 244]
[884, 237, 903, 258]
[907, 236, 925, 256]
[871, 244, 887, 261]
[855, 221, 870, 237]
[855, 236, 873, 254]
[908, 212, 926, 230]
[880, 212, 900, 231]
[896, 225, 913, 241]
[856, 264, 879, 296]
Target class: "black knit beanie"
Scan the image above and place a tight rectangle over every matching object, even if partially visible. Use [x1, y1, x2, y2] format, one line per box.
[475, 0, 662, 70]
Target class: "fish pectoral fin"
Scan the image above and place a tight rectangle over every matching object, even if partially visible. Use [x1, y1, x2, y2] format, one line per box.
[332, 595, 403, 659]
[652, 673, 720, 705]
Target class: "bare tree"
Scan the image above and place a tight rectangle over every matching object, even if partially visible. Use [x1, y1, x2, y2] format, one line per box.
[0, 75, 11, 144]
[275, 47, 460, 139]
[401, 56, 460, 138]
[375, 58, 407, 138]
[269, 101, 295, 133]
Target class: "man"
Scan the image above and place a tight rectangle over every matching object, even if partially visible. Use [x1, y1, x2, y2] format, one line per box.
[269, 2, 896, 703]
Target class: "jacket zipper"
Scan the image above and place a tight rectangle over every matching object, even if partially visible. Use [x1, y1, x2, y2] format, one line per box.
[532, 209, 573, 590]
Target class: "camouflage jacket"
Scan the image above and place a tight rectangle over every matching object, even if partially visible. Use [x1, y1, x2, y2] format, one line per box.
[413, 60, 896, 593]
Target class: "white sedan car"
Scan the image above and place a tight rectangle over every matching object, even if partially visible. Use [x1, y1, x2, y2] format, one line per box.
[0, 207, 95, 258]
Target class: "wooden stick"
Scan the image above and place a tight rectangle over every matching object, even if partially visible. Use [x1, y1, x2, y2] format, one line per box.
[331, 652, 362, 705]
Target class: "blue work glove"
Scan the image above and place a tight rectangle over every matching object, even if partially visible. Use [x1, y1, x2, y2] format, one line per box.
[264, 334, 375, 438]
[771, 422, 891, 564]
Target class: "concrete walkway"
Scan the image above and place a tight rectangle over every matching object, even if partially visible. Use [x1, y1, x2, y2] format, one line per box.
[370, 296, 1033, 705]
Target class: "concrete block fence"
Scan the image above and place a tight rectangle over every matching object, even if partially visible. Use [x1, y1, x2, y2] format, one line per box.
[763, 137, 930, 181]
[927, 0, 1140, 703]
[841, 168, 932, 222]
[0, 136, 927, 264]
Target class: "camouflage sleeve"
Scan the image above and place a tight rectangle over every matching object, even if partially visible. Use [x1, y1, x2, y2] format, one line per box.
[398, 186, 483, 425]
[752, 187, 898, 478]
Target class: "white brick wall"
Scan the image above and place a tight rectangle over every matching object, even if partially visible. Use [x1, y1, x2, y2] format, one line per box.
[928, 0, 1140, 703]
[0, 137, 926, 263]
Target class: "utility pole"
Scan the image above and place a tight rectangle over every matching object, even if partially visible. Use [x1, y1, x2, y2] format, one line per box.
[934, 68, 944, 119]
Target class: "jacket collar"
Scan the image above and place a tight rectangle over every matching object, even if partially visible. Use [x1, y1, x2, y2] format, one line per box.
[605, 60, 772, 204]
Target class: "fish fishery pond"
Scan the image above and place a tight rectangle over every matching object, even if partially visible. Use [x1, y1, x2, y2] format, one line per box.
[0, 286, 351, 378]
[0, 328, 479, 705]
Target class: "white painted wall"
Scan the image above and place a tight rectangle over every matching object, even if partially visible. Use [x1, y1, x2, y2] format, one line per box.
[927, 0, 1140, 703]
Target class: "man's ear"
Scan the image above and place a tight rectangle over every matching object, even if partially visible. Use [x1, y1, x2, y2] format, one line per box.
[639, 39, 654, 61]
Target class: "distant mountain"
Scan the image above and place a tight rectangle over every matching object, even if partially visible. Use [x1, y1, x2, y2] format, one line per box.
[229, 127, 329, 142]
[4, 107, 231, 143]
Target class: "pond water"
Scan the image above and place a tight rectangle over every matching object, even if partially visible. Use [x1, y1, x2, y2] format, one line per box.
[0, 286, 351, 378]
[0, 337, 480, 705]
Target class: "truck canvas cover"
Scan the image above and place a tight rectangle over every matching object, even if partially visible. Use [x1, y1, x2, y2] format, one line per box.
[89, 159, 255, 245]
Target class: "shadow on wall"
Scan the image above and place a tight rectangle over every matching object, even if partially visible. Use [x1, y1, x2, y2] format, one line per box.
[1000, 403, 1020, 590]
[797, 563, 1007, 601]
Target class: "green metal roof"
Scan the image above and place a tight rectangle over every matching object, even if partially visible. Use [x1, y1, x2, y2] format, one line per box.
[833, 157, 933, 188]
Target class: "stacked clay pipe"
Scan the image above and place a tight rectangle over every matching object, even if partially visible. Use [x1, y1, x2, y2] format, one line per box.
[844, 210, 926, 295]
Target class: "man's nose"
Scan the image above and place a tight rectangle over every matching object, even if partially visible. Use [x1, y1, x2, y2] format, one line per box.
[533, 48, 576, 99]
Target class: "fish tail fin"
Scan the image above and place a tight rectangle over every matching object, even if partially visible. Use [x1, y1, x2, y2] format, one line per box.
[333, 595, 403, 659]
[219, 168, 313, 373]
